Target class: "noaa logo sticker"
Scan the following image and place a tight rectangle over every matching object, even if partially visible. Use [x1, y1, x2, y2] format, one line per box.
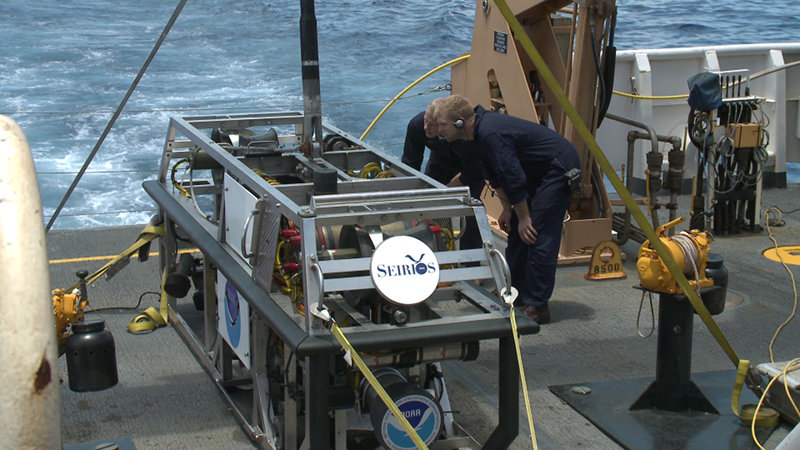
[370, 235, 439, 305]
[216, 273, 251, 369]
[224, 280, 241, 347]
[381, 394, 442, 449]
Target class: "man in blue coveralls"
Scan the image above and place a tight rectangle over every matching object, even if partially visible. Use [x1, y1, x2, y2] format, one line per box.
[434, 94, 581, 324]
[402, 98, 485, 251]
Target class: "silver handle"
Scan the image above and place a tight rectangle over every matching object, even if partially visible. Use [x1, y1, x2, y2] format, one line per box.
[308, 262, 329, 321]
[488, 248, 512, 295]
[241, 209, 259, 258]
[453, 216, 467, 241]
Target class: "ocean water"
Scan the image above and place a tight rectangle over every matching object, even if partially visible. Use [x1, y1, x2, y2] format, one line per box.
[1, 0, 798, 230]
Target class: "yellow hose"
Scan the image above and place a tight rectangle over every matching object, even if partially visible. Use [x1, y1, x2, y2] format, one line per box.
[360, 54, 471, 141]
[170, 158, 191, 198]
[610, 64, 796, 101]
[613, 90, 688, 100]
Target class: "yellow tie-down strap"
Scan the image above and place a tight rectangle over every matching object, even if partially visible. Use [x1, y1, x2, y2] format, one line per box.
[127, 268, 169, 334]
[55, 222, 168, 334]
[731, 359, 779, 427]
[509, 306, 539, 450]
[67, 223, 165, 292]
[127, 306, 168, 334]
[328, 321, 428, 450]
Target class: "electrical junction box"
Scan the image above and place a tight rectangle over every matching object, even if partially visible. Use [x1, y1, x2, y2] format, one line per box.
[728, 123, 762, 148]
[757, 361, 800, 424]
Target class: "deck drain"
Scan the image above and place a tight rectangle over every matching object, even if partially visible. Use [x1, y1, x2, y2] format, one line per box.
[570, 385, 592, 395]
[724, 291, 744, 308]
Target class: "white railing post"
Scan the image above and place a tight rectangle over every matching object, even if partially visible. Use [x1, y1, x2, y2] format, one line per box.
[633, 52, 654, 180]
[766, 49, 788, 176]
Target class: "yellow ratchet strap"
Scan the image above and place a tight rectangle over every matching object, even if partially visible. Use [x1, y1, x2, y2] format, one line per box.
[731, 359, 779, 429]
[127, 268, 169, 334]
[67, 223, 165, 292]
[329, 321, 428, 449]
[509, 307, 539, 449]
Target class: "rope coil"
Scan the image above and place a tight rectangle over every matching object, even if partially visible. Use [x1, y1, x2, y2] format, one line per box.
[672, 232, 700, 284]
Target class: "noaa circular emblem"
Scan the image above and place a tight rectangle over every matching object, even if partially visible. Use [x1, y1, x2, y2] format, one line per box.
[370, 236, 439, 305]
[380, 394, 442, 450]
[224, 281, 241, 347]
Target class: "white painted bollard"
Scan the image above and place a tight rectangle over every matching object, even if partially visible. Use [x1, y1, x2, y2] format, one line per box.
[0, 115, 61, 448]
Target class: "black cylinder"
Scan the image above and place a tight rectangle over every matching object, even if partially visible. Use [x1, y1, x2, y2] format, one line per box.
[702, 253, 728, 315]
[364, 371, 443, 450]
[164, 253, 195, 298]
[313, 166, 338, 194]
[654, 294, 694, 393]
[190, 149, 222, 170]
[666, 149, 685, 191]
[629, 294, 694, 411]
[65, 320, 118, 392]
[630, 293, 717, 414]
[300, 0, 320, 82]
[690, 195, 705, 230]
[646, 151, 663, 192]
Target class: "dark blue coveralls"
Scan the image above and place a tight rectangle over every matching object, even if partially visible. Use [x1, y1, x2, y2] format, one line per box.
[466, 105, 580, 309]
[402, 111, 485, 250]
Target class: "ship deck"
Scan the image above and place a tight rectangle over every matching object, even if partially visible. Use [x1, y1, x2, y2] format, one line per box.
[50, 185, 800, 449]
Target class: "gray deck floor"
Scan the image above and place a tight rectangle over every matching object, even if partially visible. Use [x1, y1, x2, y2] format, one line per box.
[50, 185, 800, 449]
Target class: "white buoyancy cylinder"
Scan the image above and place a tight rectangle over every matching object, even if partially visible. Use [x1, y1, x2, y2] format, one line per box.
[0, 116, 61, 449]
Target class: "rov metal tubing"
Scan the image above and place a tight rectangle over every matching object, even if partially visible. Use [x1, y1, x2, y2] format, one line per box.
[143, 180, 539, 357]
[605, 112, 663, 229]
[309, 186, 471, 211]
[146, 177, 534, 448]
[160, 115, 304, 191]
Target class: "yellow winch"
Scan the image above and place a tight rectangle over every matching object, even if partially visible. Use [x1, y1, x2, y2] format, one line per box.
[53, 289, 86, 348]
[52, 270, 89, 349]
[637, 217, 713, 294]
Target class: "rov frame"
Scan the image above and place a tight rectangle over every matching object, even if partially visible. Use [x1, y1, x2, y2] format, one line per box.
[144, 111, 538, 449]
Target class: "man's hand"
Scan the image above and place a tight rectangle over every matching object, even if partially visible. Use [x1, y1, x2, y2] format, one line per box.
[498, 208, 512, 233]
[512, 199, 537, 245]
[517, 215, 538, 245]
[447, 173, 463, 186]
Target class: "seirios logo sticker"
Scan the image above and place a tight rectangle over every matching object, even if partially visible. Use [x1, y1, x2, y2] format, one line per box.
[370, 236, 439, 305]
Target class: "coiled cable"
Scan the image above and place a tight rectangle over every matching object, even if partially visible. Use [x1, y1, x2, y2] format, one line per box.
[672, 232, 701, 293]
